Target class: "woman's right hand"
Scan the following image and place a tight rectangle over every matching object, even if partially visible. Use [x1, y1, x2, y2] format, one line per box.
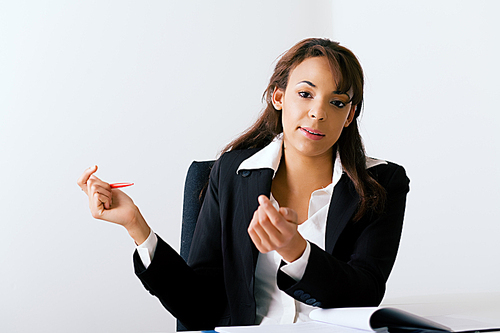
[77, 166, 150, 244]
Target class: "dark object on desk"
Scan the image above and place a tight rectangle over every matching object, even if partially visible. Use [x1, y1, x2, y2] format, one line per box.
[389, 329, 500, 333]
[370, 308, 500, 333]
[397, 330, 450, 333]
[178, 160, 215, 331]
[371, 307, 451, 332]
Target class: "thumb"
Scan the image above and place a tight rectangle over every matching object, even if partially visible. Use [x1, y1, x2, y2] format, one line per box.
[279, 207, 300, 225]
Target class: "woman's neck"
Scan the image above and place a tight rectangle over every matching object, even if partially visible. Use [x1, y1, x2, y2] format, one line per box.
[277, 147, 334, 190]
[271, 147, 334, 222]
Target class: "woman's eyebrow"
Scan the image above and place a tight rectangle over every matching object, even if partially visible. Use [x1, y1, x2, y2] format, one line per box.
[297, 81, 351, 99]
[297, 80, 316, 87]
[333, 90, 351, 99]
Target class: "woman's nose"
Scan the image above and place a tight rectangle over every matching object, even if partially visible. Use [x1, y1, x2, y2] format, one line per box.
[309, 103, 327, 121]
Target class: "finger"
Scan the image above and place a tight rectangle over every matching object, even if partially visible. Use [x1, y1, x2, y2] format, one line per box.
[279, 207, 299, 225]
[90, 191, 106, 219]
[88, 181, 111, 206]
[248, 212, 267, 253]
[87, 175, 112, 193]
[86, 174, 113, 208]
[95, 187, 112, 209]
[252, 222, 273, 251]
[250, 227, 275, 253]
[257, 206, 293, 249]
[248, 226, 264, 252]
[250, 208, 280, 253]
[255, 204, 294, 252]
[89, 173, 105, 183]
[77, 165, 98, 194]
[87, 179, 112, 208]
[256, 204, 281, 235]
[257, 197, 299, 247]
[88, 182, 112, 199]
[257, 195, 287, 230]
[95, 191, 112, 210]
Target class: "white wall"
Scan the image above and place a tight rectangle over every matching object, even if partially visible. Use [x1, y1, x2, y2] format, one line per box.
[0, 1, 333, 332]
[331, 1, 500, 299]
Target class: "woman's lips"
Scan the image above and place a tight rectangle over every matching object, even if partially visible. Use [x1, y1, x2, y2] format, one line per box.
[299, 127, 325, 140]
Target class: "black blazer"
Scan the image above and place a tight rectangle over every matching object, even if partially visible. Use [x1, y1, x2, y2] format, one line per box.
[134, 148, 410, 331]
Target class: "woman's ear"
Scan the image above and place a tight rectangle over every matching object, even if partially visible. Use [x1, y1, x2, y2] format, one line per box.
[344, 104, 357, 127]
[272, 87, 284, 111]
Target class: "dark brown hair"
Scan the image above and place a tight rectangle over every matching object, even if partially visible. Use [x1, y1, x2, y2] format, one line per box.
[222, 38, 386, 220]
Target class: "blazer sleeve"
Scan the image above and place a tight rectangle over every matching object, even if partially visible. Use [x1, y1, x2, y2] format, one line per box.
[277, 163, 410, 308]
[133, 157, 227, 331]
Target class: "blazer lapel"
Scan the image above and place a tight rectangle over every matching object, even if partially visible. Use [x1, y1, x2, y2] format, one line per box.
[233, 168, 274, 293]
[325, 174, 360, 254]
[241, 168, 274, 266]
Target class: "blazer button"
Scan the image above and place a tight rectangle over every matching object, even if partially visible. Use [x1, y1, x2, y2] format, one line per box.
[305, 298, 317, 305]
[300, 293, 311, 301]
[241, 170, 251, 177]
[312, 301, 322, 307]
[293, 290, 304, 297]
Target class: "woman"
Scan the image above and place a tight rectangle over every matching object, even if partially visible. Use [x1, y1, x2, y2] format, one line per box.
[78, 38, 409, 331]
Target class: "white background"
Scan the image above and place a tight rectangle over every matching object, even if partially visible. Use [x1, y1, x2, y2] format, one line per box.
[1, 1, 498, 332]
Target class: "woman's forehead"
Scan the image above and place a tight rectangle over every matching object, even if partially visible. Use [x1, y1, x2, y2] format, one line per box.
[288, 57, 353, 97]
[289, 57, 339, 86]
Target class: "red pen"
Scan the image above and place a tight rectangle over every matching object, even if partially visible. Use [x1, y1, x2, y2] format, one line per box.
[110, 182, 134, 189]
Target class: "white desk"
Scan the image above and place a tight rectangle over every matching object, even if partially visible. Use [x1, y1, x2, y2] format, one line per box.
[382, 292, 500, 331]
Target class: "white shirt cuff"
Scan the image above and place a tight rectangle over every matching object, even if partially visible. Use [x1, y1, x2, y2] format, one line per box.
[136, 229, 158, 269]
[279, 241, 311, 281]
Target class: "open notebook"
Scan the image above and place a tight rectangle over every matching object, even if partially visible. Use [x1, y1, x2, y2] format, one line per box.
[214, 307, 500, 333]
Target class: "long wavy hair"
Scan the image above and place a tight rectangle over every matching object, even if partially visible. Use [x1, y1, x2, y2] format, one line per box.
[222, 38, 386, 220]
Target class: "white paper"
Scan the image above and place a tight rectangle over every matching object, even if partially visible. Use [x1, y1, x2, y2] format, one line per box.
[309, 307, 379, 331]
[215, 321, 368, 333]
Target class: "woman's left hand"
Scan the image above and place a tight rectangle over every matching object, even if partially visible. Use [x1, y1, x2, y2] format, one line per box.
[248, 195, 307, 262]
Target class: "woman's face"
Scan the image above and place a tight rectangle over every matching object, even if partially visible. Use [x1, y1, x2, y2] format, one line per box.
[273, 56, 356, 160]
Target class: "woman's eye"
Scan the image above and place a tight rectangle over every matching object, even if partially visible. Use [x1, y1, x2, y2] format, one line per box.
[298, 91, 311, 98]
[331, 100, 346, 108]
